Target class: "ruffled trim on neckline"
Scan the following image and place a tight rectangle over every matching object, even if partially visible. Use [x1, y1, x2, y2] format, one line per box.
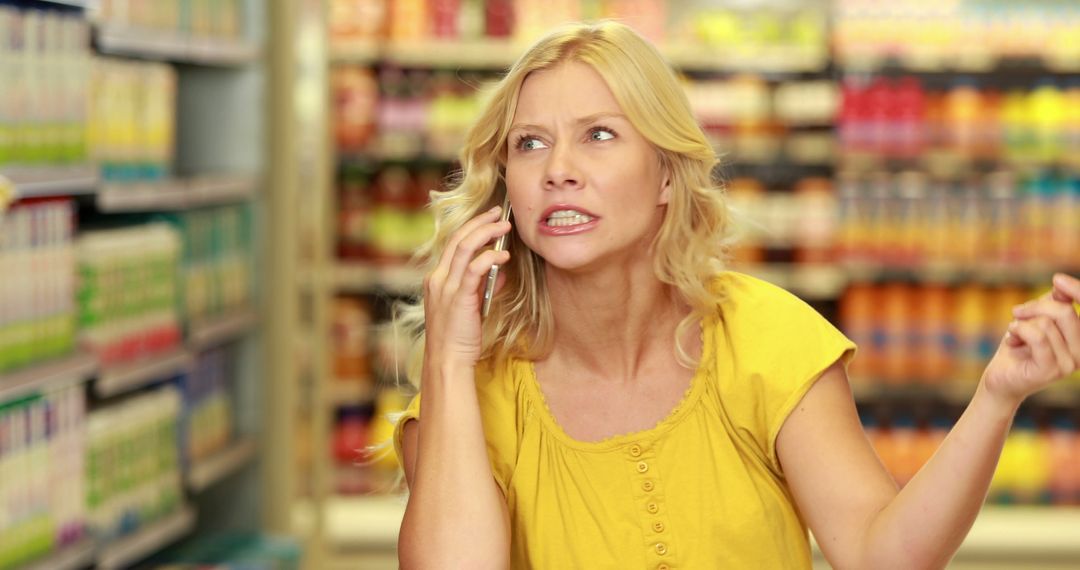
[517, 313, 713, 452]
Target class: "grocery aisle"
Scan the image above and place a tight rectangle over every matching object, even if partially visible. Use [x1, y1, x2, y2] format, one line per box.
[2, 1, 1080, 569]
[0, 0, 294, 568]
[314, 1, 1080, 569]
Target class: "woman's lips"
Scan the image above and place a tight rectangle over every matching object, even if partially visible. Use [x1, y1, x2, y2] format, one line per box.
[538, 216, 600, 236]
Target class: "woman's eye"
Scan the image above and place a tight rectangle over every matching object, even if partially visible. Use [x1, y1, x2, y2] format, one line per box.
[518, 136, 548, 151]
[589, 128, 615, 142]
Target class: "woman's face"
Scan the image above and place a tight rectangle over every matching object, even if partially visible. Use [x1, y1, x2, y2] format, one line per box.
[505, 60, 670, 274]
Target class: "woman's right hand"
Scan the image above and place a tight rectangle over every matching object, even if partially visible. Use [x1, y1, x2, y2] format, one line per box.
[423, 204, 513, 367]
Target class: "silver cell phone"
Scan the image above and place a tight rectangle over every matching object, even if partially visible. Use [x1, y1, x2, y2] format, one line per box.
[482, 195, 512, 318]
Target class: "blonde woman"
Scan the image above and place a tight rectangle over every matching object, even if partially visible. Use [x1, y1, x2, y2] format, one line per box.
[392, 21, 1080, 569]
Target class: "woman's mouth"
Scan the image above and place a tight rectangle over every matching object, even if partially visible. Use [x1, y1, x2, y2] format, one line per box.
[545, 210, 595, 227]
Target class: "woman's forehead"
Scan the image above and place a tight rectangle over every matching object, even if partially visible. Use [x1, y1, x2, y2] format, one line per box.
[512, 61, 623, 123]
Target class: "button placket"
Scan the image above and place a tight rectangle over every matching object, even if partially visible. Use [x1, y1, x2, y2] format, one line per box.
[626, 442, 674, 565]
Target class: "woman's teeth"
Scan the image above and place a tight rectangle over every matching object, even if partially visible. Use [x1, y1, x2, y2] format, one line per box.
[546, 210, 594, 227]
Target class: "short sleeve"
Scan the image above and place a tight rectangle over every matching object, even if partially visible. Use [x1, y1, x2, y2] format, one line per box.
[714, 272, 857, 476]
[392, 391, 422, 472]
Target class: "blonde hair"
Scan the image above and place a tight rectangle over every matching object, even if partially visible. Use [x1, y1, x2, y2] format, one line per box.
[393, 20, 732, 387]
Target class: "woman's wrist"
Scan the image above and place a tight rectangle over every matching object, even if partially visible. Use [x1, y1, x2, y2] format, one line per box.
[972, 377, 1024, 422]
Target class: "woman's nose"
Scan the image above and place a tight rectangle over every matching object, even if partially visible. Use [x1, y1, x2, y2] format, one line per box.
[543, 144, 581, 190]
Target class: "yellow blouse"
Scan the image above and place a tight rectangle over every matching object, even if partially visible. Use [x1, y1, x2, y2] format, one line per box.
[393, 272, 856, 569]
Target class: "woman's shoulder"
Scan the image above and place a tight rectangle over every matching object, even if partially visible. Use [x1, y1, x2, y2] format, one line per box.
[707, 270, 817, 318]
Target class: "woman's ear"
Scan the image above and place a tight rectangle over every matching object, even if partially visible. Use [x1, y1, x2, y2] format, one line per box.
[658, 173, 672, 205]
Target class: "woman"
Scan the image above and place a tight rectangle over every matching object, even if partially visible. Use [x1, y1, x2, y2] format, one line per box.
[391, 20, 1080, 569]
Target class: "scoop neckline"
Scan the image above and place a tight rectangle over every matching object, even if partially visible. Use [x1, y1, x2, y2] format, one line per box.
[519, 315, 712, 452]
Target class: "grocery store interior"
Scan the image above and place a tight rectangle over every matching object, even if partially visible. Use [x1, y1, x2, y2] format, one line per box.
[2, 0, 1080, 568]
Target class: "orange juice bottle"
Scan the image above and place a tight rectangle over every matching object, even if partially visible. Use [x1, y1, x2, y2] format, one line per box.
[953, 284, 989, 383]
[881, 283, 914, 385]
[917, 285, 954, 384]
[1047, 415, 1079, 505]
[840, 283, 879, 383]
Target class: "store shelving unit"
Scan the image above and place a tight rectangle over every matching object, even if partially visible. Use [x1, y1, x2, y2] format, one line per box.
[18, 538, 96, 570]
[2, 1, 269, 568]
[187, 437, 259, 493]
[95, 505, 197, 570]
[94, 24, 259, 67]
[96, 174, 258, 212]
[188, 309, 259, 350]
[0, 352, 97, 403]
[94, 349, 195, 398]
[0, 165, 99, 201]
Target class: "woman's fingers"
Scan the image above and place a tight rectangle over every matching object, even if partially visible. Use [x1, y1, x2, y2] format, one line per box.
[456, 248, 511, 303]
[1052, 273, 1080, 303]
[1008, 318, 1058, 375]
[426, 205, 506, 300]
[1013, 293, 1080, 369]
[445, 218, 512, 296]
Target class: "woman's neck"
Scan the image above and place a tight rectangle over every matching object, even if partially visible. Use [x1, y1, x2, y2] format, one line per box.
[544, 262, 686, 383]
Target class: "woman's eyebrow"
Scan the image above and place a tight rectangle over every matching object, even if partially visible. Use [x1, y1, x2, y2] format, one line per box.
[509, 112, 628, 133]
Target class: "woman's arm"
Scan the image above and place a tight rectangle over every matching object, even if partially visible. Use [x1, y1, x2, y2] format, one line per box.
[397, 205, 513, 569]
[778, 274, 1080, 569]
[398, 362, 511, 569]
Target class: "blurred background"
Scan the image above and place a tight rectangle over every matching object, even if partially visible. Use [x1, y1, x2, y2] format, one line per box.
[0, 0, 1078, 568]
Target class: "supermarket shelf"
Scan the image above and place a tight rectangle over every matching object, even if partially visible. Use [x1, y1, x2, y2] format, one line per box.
[188, 309, 258, 350]
[852, 381, 1080, 407]
[295, 495, 405, 550]
[335, 263, 423, 296]
[35, 0, 87, 7]
[187, 437, 258, 493]
[0, 352, 98, 403]
[97, 174, 258, 212]
[96, 505, 196, 570]
[840, 53, 1080, 74]
[311, 497, 1080, 562]
[17, 537, 96, 570]
[838, 151, 1080, 175]
[841, 261, 1062, 287]
[95, 348, 193, 398]
[328, 378, 377, 406]
[739, 264, 849, 300]
[665, 44, 828, 73]
[331, 41, 826, 73]
[330, 40, 380, 64]
[0, 164, 98, 201]
[94, 24, 259, 66]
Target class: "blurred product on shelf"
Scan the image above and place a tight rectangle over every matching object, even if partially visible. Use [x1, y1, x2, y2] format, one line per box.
[329, 0, 825, 56]
[833, 0, 1080, 68]
[332, 66, 379, 152]
[837, 169, 1080, 272]
[724, 176, 837, 264]
[178, 348, 235, 467]
[864, 410, 1080, 506]
[838, 281, 1074, 387]
[86, 385, 184, 542]
[0, 199, 76, 373]
[145, 533, 303, 570]
[93, 0, 243, 40]
[0, 7, 90, 168]
[333, 388, 408, 495]
[840, 76, 1080, 164]
[159, 205, 253, 326]
[337, 163, 435, 263]
[332, 296, 372, 381]
[0, 384, 87, 570]
[89, 57, 176, 182]
[76, 224, 182, 366]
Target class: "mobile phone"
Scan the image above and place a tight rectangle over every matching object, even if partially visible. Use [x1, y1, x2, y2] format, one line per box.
[482, 195, 512, 318]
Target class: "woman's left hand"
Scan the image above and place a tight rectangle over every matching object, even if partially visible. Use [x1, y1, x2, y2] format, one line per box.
[980, 273, 1080, 406]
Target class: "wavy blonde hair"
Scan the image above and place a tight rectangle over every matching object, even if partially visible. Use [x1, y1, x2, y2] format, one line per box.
[393, 20, 732, 387]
